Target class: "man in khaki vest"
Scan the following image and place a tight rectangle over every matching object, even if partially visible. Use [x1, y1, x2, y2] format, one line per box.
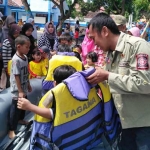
[111, 14, 127, 32]
[87, 13, 150, 150]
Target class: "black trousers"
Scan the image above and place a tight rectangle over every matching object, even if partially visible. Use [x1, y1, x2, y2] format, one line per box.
[119, 127, 150, 150]
[9, 96, 27, 131]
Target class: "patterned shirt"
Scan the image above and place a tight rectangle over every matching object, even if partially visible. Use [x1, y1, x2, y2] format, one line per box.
[38, 34, 58, 51]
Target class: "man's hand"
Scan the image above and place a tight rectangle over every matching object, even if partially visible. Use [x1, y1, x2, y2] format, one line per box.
[86, 67, 109, 84]
[19, 92, 25, 98]
[28, 83, 32, 92]
[17, 98, 31, 110]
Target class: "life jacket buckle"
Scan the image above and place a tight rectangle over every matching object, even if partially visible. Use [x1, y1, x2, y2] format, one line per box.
[31, 137, 36, 145]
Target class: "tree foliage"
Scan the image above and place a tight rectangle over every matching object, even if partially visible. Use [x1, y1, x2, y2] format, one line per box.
[133, 0, 150, 19]
[79, 0, 133, 16]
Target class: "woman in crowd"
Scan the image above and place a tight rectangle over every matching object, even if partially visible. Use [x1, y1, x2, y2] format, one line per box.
[27, 18, 37, 44]
[38, 22, 58, 52]
[2, 24, 21, 88]
[81, 28, 95, 65]
[21, 23, 36, 60]
[2, 15, 15, 40]
[128, 26, 140, 37]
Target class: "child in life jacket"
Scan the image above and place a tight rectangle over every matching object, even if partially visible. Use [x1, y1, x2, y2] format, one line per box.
[84, 51, 98, 69]
[28, 49, 47, 79]
[18, 66, 121, 150]
[42, 43, 82, 95]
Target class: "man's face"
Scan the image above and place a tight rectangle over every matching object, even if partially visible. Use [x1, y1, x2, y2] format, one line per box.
[88, 25, 109, 52]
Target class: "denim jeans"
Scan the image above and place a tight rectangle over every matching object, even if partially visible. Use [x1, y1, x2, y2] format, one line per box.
[119, 127, 150, 150]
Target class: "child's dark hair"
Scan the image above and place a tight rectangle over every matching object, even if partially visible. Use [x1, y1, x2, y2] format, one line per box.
[32, 49, 41, 56]
[15, 35, 30, 47]
[58, 44, 72, 52]
[74, 52, 82, 61]
[87, 52, 98, 62]
[75, 28, 79, 32]
[59, 32, 72, 42]
[73, 44, 82, 52]
[53, 65, 76, 84]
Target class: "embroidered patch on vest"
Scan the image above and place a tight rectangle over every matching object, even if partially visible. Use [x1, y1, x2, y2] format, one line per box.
[136, 54, 149, 70]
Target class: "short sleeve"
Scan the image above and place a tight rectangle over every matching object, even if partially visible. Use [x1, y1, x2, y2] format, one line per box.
[12, 59, 21, 75]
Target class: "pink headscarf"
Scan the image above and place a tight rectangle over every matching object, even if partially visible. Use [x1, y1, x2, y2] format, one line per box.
[81, 28, 95, 64]
[128, 27, 140, 37]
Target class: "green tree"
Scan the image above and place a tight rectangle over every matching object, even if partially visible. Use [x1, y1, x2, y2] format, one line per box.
[80, 0, 133, 16]
[44, 0, 79, 29]
[133, 0, 150, 20]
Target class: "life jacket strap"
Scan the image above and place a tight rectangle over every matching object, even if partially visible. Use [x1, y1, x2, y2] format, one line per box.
[31, 133, 54, 150]
[35, 133, 52, 143]
[34, 142, 52, 150]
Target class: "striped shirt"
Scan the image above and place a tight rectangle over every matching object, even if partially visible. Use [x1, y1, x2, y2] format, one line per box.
[2, 39, 12, 68]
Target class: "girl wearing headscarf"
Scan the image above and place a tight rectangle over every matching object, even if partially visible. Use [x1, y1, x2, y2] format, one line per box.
[38, 22, 58, 52]
[1, 24, 21, 88]
[81, 28, 95, 65]
[27, 18, 37, 42]
[2, 15, 15, 40]
[21, 23, 36, 60]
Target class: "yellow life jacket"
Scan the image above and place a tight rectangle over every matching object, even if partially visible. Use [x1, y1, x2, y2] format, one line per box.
[45, 55, 82, 81]
[30, 68, 121, 150]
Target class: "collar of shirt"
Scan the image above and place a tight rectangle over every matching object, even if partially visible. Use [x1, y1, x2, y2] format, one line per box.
[115, 32, 128, 53]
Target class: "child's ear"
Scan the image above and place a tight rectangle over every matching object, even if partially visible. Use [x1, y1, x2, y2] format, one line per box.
[16, 44, 21, 49]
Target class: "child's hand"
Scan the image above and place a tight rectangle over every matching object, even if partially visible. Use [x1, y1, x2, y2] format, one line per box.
[36, 76, 41, 79]
[17, 98, 31, 110]
[28, 84, 32, 92]
[19, 92, 25, 98]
